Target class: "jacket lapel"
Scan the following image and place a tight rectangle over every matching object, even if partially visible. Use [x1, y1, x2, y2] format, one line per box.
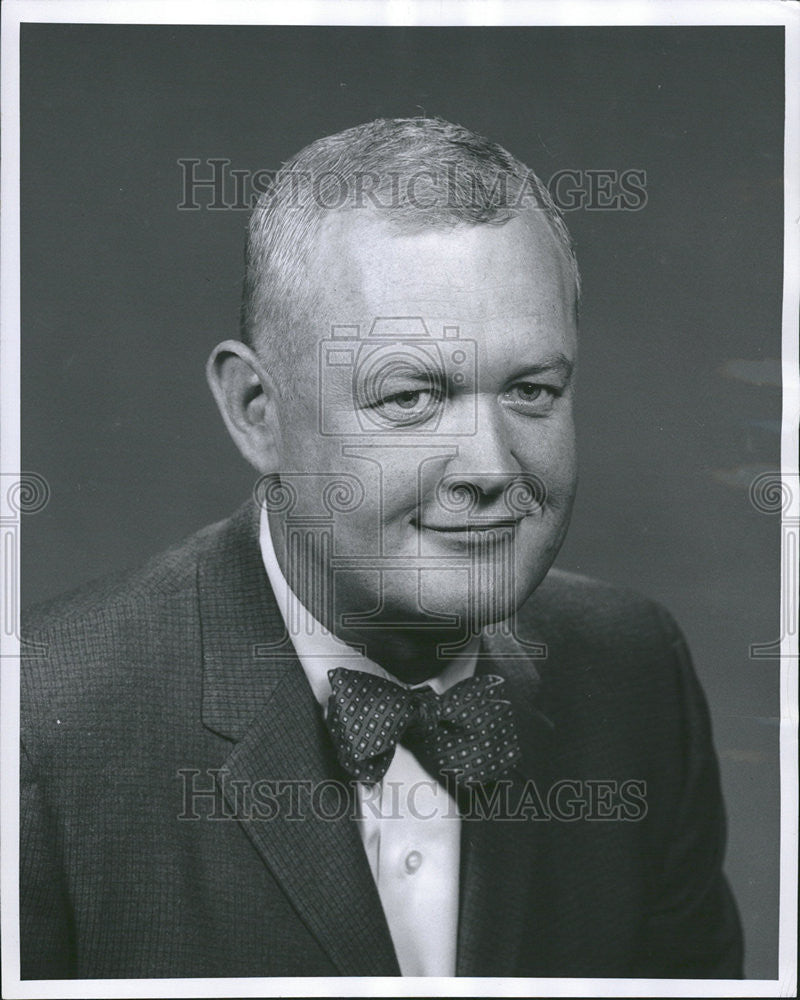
[456, 628, 556, 976]
[197, 501, 400, 976]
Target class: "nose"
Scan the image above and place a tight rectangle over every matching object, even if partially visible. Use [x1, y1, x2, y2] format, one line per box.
[440, 397, 522, 505]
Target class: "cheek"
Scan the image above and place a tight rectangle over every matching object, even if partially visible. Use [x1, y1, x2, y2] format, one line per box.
[276, 383, 331, 464]
[323, 459, 420, 555]
[280, 424, 341, 476]
[515, 415, 577, 501]
[354, 446, 452, 526]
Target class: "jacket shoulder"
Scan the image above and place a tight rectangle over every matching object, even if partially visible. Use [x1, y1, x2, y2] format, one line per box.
[524, 566, 681, 644]
[23, 511, 236, 635]
[20, 506, 256, 756]
[518, 567, 698, 737]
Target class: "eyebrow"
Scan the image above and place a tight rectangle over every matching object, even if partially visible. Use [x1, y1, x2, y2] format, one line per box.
[353, 352, 575, 386]
[355, 368, 441, 386]
[509, 353, 574, 382]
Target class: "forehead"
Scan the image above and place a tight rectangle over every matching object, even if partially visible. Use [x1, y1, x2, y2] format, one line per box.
[310, 211, 576, 334]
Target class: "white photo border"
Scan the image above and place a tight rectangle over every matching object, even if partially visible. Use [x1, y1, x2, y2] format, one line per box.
[1, 2, 797, 997]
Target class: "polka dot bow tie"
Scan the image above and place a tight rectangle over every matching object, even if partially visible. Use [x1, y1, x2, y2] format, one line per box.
[326, 666, 522, 787]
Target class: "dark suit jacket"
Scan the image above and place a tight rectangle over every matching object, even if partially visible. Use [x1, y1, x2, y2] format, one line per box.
[21, 500, 743, 979]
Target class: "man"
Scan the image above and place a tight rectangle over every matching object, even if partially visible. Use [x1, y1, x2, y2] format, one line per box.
[21, 117, 743, 979]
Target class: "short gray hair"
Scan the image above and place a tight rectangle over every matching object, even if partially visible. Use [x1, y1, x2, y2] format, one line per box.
[241, 117, 579, 376]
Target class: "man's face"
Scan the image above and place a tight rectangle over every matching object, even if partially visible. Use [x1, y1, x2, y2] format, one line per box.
[266, 210, 577, 644]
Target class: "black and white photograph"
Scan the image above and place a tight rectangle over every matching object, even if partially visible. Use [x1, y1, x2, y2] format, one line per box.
[1, 2, 797, 996]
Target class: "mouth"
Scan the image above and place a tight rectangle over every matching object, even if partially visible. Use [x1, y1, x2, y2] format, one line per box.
[416, 518, 525, 534]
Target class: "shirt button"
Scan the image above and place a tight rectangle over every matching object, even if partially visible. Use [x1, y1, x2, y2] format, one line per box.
[404, 850, 423, 874]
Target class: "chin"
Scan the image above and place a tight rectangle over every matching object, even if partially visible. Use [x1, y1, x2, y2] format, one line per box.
[416, 559, 545, 631]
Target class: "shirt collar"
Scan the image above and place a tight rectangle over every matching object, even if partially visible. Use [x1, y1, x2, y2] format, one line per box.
[258, 505, 478, 709]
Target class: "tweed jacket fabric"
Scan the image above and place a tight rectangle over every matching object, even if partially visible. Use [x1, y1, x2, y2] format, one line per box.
[20, 500, 743, 979]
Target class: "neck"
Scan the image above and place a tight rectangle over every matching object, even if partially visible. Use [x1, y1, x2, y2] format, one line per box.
[335, 622, 479, 684]
[265, 508, 480, 683]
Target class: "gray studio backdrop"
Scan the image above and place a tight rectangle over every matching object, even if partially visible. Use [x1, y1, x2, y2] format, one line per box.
[20, 25, 783, 978]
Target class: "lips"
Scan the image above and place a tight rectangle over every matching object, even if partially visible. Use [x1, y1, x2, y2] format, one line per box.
[417, 518, 524, 533]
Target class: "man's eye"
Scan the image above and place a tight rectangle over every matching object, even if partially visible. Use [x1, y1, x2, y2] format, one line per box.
[504, 382, 558, 412]
[373, 388, 438, 423]
[513, 383, 544, 402]
[382, 389, 426, 410]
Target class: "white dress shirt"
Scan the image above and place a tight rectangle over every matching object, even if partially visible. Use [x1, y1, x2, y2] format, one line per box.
[259, 507, 477, 976]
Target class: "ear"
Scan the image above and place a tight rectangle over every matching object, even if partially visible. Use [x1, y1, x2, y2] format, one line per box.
[206, 339, 281, 474]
